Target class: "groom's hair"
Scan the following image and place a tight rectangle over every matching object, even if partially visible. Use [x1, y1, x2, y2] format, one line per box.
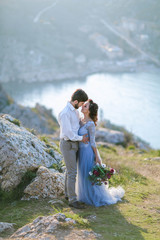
[71, 89, 88, 102]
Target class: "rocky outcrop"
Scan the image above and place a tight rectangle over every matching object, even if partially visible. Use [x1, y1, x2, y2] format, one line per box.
[95, 127, 125, 144]
[0, 222, 15, 234]
[134, 139, 150, 151]
[1, 102, 58, 134]
[0, 84, 58, 134]
[11, 213, 99, 239]
[53, 127, 125, 145]
[23, 166, 65, 200]
[0, 114, 62, 191]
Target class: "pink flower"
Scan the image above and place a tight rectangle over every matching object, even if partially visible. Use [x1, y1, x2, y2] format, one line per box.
[107, 173, 111, 179]
[93, 170, 100, 176]
[105, 182, 108, 185]
[110, 168, 114, 173]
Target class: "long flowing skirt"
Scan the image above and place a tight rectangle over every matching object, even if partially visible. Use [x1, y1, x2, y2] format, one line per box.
[76, 144, 125, 207]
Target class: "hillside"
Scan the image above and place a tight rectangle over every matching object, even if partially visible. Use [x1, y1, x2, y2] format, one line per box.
[0, 0, 160, 82]
[0, 145, 160, 239]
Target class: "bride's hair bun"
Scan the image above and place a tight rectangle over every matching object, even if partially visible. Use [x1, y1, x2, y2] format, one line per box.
[88, 99, 98, 125]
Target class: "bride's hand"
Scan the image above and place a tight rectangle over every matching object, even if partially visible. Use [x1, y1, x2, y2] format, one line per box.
[96, 157, 101, 165]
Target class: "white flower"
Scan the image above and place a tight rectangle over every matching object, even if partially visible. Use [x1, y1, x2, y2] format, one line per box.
[96, 163, 100, 166]
[97, 178, 101, 181]
[113, 169, 116, 174]
[89, 171, 93, 176]
[101, 164, 106, 168]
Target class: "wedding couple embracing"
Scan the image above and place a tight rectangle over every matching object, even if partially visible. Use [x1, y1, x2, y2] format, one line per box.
[58, 89, 125, 209]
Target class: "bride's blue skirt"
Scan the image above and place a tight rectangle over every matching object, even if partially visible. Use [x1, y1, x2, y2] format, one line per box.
[76, 143, 125, 207]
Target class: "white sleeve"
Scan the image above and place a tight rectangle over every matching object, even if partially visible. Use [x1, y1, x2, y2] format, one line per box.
[60, 113, 83, 141]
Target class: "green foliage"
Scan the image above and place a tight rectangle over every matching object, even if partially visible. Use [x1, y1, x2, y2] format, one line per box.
[49, 162, 64, 173]
[40, 135, 61, 154]
[65, 212, 89, 228]
[0, 170, 37, 203]
[1, 146, 160, 239]
[88, 164, 114, 186]
[40, 136, 50, 144]
[8, 118, 21, 126]
[98, 145, 117, 154]
[26, 128, 37, 135]
[52, 206, 89, 228]
[0, 199, 54, 238]
[109, 165, 147, 187]
[127, 145, 136, 150]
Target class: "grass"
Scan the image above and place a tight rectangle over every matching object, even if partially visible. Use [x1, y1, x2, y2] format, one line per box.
[0, 146, 160, 239]
[8, 118, 21, 126]
[40, 135, 61, 154]
[49, 162, 64, 173]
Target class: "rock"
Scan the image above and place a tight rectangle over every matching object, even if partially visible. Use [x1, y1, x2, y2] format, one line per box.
[2, 102, 58, 134]
[23, 166, 65, 200]
[10, 213, 98, 239]
[10, 213, 70, 238]
[0, 114, 61, 191]
[65, 218, 76, 224]
[0, 222, 15, 233]
[134, 140, 150, 151]
[48, 199, 65, 205]
[54, 213, 66, 222]
[144, 157, 160, 161]
[96, 127, 125, 144]
[87, 215, 97, 221]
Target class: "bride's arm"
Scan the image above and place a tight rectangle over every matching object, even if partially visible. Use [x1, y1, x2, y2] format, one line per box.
[88, 122, 101, 165]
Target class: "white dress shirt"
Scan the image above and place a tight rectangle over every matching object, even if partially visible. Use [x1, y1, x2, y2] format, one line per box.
[58, 102, 83, 141]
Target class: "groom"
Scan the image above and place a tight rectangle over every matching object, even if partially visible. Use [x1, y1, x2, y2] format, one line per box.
[58, 89, 88, 209]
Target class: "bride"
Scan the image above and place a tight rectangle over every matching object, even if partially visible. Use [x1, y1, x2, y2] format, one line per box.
[76, 99, 125, 207]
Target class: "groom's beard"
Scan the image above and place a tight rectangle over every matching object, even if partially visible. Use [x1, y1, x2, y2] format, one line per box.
[74, 103, 79, 109]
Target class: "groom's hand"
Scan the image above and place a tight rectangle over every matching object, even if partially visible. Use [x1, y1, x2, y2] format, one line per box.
[82, 134, 89, 144]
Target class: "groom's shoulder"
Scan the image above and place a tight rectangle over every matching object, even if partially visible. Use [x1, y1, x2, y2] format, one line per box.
[59, 104, 70, 117]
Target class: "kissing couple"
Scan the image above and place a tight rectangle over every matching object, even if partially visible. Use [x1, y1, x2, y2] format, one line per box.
[58, 89, 125, 209]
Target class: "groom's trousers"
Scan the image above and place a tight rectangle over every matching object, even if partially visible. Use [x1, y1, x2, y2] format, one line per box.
[60, 139, 79, 203]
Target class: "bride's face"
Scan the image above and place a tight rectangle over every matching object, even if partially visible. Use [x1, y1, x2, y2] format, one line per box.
[81, 102, 90, 114]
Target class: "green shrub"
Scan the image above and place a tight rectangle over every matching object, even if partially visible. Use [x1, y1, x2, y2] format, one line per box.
[8, 118, 21, 126]
[127, 145, 136, 150]
[40, 136, 50, 144]
[26, 128, 37, 135]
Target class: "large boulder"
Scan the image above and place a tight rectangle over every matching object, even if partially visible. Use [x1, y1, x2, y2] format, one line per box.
[23, 166, 65, 200]
[0, 114, 61, 191]
[11, 213, 98, 239]
[95, 127, 125, 144]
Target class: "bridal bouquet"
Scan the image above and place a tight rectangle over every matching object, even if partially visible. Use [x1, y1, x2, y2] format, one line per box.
[88, 163, 116, 186]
